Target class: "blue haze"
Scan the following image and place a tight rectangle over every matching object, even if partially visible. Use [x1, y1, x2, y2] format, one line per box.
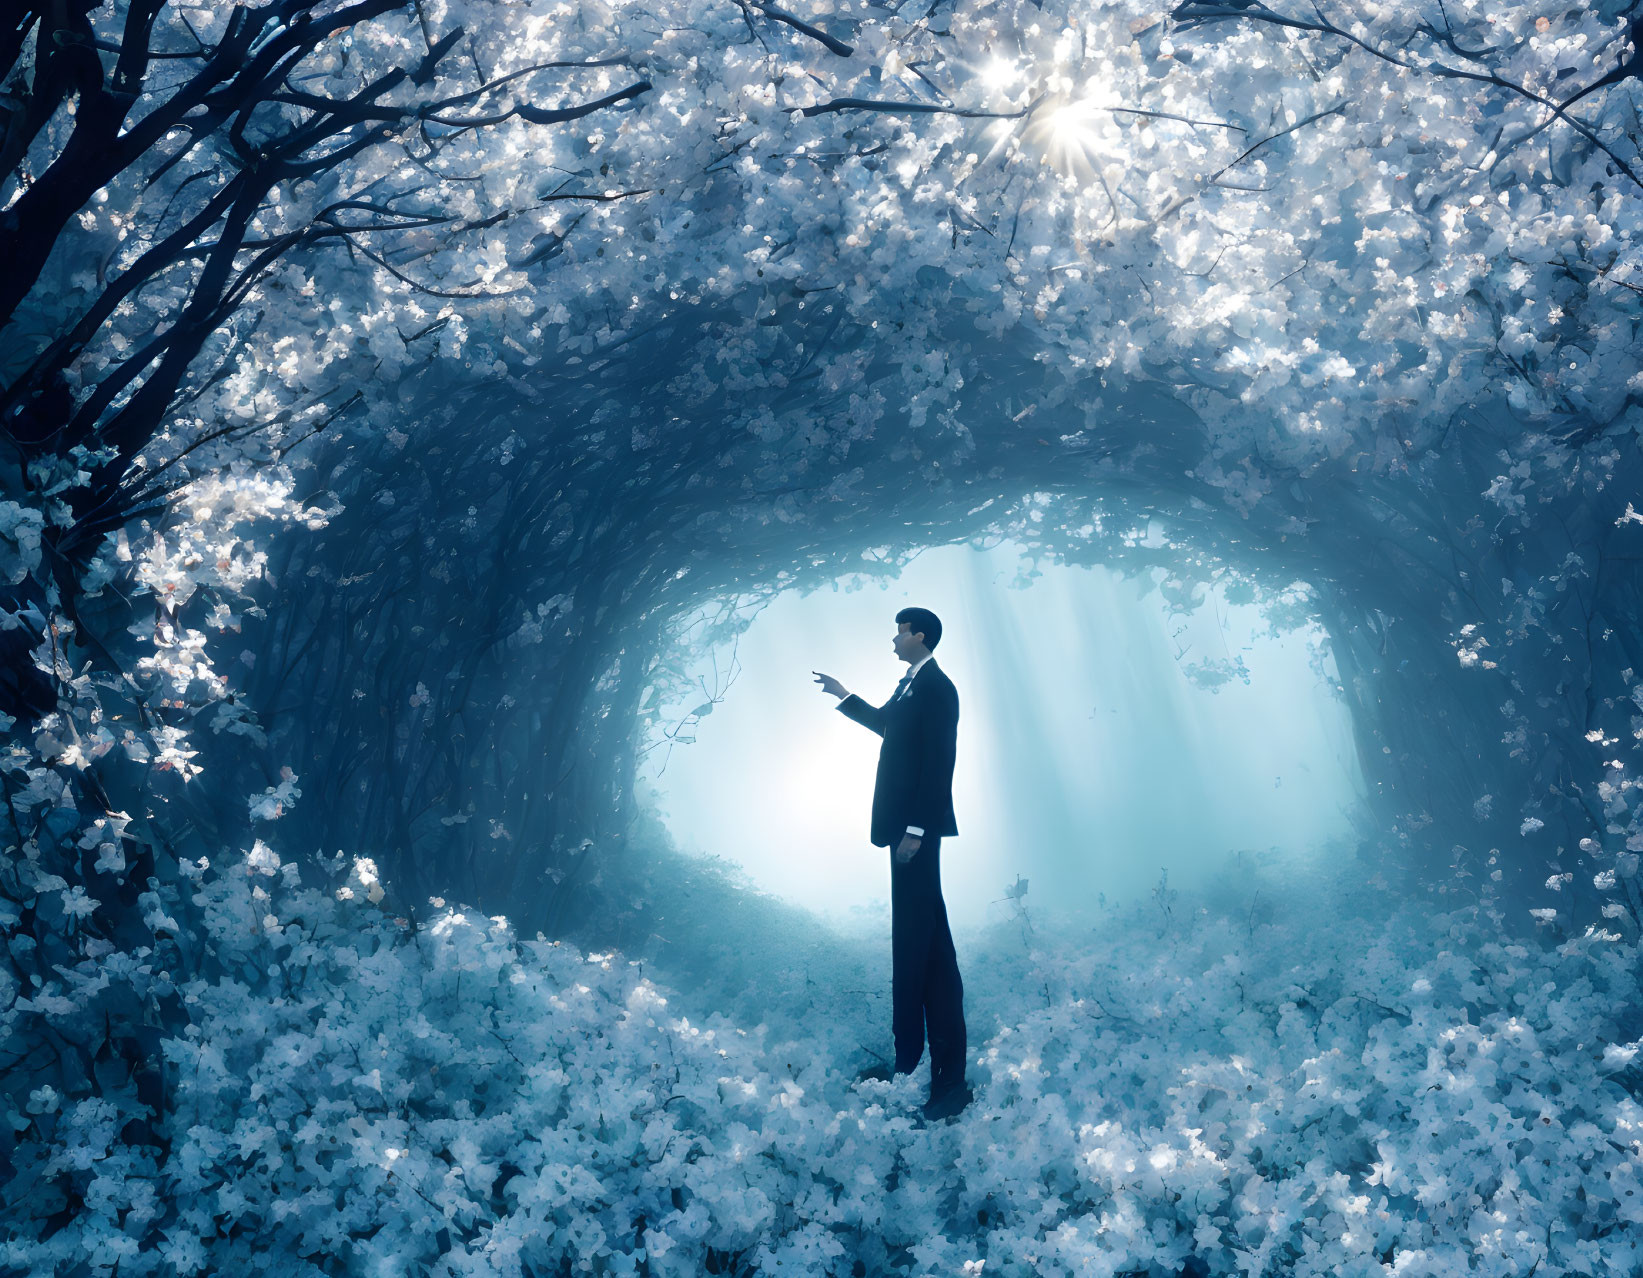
[640, 538, 1366, 928]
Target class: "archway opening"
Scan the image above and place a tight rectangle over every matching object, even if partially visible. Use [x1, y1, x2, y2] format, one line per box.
[639, 536, 1366, 930]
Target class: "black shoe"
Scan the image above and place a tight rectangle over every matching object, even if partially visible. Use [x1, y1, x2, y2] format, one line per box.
[921, 1084, 972, 1122]
[855, 1064, 894, 1084]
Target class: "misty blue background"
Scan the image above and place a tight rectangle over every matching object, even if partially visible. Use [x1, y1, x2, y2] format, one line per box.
[641, 538, 1367, 927]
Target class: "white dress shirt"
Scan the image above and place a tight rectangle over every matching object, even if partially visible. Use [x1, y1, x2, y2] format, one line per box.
[898, 654, 933, 838]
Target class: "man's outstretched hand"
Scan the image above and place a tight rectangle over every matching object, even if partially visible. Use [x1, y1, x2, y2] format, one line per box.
[812, 671, 849, 699]
[895, 834, 922, 864]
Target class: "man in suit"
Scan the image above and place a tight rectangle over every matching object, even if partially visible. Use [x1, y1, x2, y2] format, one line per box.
[813, 607, 971, 1122]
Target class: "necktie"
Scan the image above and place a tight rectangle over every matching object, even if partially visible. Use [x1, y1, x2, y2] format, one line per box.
[892, 671, 914, 702]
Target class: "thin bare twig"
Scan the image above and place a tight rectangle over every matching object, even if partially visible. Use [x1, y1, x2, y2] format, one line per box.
[741, 0, 855, 57]
[1210, 102, 1347, 180]
[801, 93, 1042, 120]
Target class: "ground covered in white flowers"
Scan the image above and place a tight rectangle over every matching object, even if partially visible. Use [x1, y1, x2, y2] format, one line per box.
[11, 844, 1643, 1278]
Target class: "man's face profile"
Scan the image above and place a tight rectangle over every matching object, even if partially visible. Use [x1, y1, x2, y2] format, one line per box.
[894, 622, 924, 663]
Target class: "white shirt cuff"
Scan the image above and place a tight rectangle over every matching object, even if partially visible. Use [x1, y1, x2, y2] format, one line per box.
[905, 825, 924, 837]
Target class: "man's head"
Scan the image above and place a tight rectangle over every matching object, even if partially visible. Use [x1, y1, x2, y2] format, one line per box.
[893, 607, 942, 664]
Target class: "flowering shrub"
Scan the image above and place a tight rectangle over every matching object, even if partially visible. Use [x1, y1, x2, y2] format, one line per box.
[6, 844, 1640, 1276]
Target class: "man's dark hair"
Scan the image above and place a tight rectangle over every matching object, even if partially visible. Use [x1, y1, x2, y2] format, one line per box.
[896, 607, 942, 651]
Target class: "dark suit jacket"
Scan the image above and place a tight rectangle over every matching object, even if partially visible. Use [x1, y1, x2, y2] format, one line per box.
[837, 658, 959, 847]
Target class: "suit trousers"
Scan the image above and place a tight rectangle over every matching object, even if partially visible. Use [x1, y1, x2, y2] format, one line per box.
[889, 834, 967, 1095]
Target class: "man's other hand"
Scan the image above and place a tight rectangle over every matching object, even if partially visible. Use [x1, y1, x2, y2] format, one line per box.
[812, 671, 848, 698]
[894, 834, 922, 863]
